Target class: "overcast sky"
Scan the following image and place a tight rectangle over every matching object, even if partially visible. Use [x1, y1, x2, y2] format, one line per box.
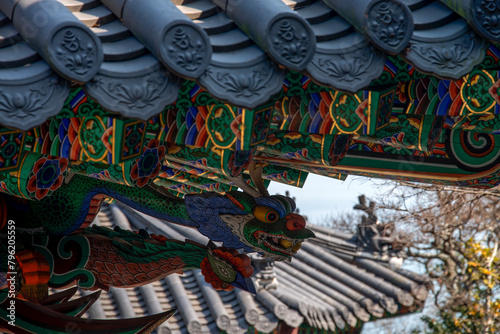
[268, 173, 386, 224]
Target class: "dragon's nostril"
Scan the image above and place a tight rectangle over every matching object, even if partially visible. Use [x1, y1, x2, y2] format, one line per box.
[285, 213, 306, 231]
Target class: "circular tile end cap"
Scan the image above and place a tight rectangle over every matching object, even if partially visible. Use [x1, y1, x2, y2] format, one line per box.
[160, 22, 212, 79]
[364, 0, 414, 54]
[48, 23, 103, 83]
[267, 15, 316, 71]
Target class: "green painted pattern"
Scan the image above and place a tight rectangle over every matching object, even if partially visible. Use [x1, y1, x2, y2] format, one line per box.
[10, 172, 190, 234]
[82, 226, 208, 268]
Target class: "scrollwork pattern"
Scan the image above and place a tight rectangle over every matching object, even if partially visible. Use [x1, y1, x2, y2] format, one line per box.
[446, 128, 500, 172]
[330, 92, 363, 133]
[461, 70, 495, 113]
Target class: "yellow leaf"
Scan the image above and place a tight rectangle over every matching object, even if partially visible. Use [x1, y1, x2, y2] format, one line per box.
[482, 269, 493, 275]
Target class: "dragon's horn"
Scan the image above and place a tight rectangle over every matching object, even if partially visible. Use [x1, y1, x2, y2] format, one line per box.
[248, 161, 269, 197]
[227, 175, 262, 198]
[227, 161, 269, 197]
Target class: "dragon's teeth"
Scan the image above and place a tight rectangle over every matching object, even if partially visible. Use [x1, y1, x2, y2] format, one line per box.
[292, 242, 302, 252]
[280, 239, 293, 248]
[257, 234, 266, 245]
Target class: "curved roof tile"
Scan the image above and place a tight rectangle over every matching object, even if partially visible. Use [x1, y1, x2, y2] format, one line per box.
[404, 0, 488, 79]
[67, 203, 430, 334]
[188, 0, 286, 109]
[67, 1, 181, 120]
[0, 61, 70, 130]
[119, 0, 212, 79]
[84, 55, 179, 120]
[0, 23, 22, 47]
[89, 20, 131, 43]
[438, 0, 500, 43]
[215, 0, 316, 71]
[290, 0, 386, 92]
[1, 0, 499, 130]
[4, 0, 103, 83]
[295, 248, 399, 314]
[413, 1, 456, 29]
[0, 5, 71, 130]
[323, 0, 414, 54]
[72, 4, 115, 26]
[0, 41, 39, 67]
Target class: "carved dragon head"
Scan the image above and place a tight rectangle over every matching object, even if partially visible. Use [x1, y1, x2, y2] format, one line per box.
[185, 191, 315, 261]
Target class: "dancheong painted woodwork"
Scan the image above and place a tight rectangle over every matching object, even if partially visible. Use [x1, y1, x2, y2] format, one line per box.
[2, 0, 500, 332]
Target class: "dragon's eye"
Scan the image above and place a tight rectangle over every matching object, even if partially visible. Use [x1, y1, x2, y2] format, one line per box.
[253, 206, 279, 223]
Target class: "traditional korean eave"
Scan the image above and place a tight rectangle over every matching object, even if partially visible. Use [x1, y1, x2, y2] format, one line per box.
[2, 0, 500, 130]
[68, 202, 430, 334]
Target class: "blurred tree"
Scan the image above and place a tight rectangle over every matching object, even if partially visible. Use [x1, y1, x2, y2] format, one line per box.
[328, 182, 500, 334]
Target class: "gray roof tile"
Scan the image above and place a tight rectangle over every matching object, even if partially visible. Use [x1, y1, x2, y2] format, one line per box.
[193, 12, 235, 35]
[101, 36, 147, 61]
[438, 0, 500, 42]
[0, 41, 39, 68]
[252, 304, 279, 333]
[90, 20, 131, 43]
[84, 55, 178, 120]
[311, 16, 353, 42]
[60, 0, 101, 12]
[72, 5, 115, 26]
[282, 0, 315, 9]
[75, 202, 428, 333]
[2, 0, 104, 84]
[0, 0, 497, 130]
[403, 0, 487, 79]
[277, 270, 358, 327]
[0, 23, 21, 48]
[412, 1, 456, 29]
[225, 0, 316, 71]
[0, 11, 7, 25]
[0, 61, 70, 130]
[291, 0, 386, 92]
[178, 0, 219, 20]
[412, 18, 470, 42]
[119, 0, 212, 79]
[401, 0, 432, 10]
[209, 29, 253, 53]
[323, 0, 414, 54]
[295, 0, 334, 24]
[295, 247, 399, 314]
[111, 287, 137, 318]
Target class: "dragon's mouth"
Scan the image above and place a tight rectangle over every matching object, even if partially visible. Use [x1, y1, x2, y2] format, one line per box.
[253, 230, 303, 256]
